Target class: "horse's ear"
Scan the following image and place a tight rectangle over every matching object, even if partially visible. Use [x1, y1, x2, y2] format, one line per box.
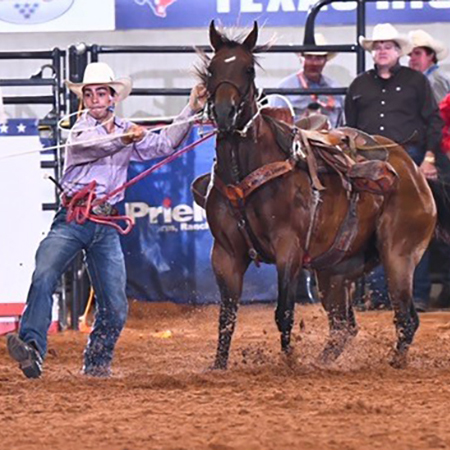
[243, 21, 258, 51]
[209, 20, 223, 52]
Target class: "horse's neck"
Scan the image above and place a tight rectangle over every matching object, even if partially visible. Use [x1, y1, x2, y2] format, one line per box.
[215, 114, 281, 184]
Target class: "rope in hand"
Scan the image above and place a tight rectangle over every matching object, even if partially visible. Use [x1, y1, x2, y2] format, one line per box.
[63, 129, 217, 234]
[0, 112, 205, 160]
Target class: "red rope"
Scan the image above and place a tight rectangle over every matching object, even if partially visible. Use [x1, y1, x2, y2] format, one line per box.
[63, 130, 216, 235]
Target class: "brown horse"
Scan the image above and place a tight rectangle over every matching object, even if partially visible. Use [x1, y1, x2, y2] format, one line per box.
[196, 21, 449, 370]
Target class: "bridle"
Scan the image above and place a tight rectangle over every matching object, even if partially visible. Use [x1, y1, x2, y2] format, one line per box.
[206, 71, 257, 136]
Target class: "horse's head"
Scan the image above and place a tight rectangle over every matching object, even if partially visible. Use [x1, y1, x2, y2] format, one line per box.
[203, 21, 258, 134]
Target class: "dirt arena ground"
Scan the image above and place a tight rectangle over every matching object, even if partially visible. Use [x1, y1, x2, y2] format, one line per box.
[2, 302, 450, 450]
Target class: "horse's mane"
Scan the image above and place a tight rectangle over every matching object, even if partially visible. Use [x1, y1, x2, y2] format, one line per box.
[194, 26, 271, 85]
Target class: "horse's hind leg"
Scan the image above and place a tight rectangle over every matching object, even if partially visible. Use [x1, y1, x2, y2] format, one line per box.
[212, 242, 249, 370]
[384, 257, 419, 368]
[317, 271, 358, 364]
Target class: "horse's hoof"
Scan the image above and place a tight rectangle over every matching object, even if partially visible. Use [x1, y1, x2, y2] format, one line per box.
[281, 347, 300, 369]
[319, 348, 338, 366]
[319, 340, 344, 365]
[389, 351, 407, 369]
[209, 360, 228, 371]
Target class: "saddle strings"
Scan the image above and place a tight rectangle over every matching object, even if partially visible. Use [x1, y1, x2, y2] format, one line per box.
[235, 92, 295, 137]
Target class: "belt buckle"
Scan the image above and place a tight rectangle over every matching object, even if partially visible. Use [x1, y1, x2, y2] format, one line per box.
[92, 203, 112, 216]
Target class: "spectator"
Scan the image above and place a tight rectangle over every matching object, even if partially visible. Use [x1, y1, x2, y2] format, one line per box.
[345, 23, 444, 312]
[408, 29, 450, 104]
[270, 33, 344, 127]
[408, 30, 450, 309]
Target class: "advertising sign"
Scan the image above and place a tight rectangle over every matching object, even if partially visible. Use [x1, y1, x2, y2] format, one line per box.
[116, 0, 450, 29]
[0, 0, 115, 33]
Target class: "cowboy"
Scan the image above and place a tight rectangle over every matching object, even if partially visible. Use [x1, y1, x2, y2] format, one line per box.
[408, 29, 450, 104]
[345, 23, 444, 312]
[408, 31, 450, 309]
[270, 33, 344, 128]
[6, 62, 207, 378]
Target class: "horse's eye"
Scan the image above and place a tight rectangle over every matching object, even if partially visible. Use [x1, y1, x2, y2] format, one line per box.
[246, 67, 255, 75]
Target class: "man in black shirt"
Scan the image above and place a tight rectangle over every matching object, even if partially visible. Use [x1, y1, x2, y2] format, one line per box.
[345, 23, 444, 311]
[346, 23, 442, 177]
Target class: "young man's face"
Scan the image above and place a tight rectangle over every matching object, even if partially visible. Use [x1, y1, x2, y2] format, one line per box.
[372, 41, 401, 69]
[302, 54, 328, 82]
[82, 85, 115, 121]
[409, 47, 434, 72]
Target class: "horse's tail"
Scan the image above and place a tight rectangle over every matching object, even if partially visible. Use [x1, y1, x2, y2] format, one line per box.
[429, 179, 450, 243]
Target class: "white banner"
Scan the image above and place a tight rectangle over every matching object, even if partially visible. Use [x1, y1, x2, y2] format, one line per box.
[0, 0, 115, 33]
[0, 119, 54, 304]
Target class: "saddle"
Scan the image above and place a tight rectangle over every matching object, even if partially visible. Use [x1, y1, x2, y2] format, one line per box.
[263, 113, 397, 194]
[295, 113, 330, 132]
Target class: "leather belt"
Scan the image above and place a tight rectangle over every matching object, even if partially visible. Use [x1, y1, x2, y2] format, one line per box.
[62, 195, 118, 217]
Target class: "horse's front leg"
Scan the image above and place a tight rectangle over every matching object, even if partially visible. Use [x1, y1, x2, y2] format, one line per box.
[212, 241, 249, 370]
[317, 271, 358, 364]
[274, 242, 303, 354]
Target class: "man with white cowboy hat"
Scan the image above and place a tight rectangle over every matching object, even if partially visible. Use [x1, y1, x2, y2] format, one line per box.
[409, 30, 450, 310]
[408, 29, 450, 104]
[6, 62, 207, 379]
[270, 33, 344, 129]
[345, 23, 444, 313]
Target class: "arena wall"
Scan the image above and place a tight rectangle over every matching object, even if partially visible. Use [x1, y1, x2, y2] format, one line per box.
[0, 22, 448, 120]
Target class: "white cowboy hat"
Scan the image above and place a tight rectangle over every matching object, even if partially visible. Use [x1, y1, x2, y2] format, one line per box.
[302, 33, 336, 61]
[359, 23, 412, 57]
[65, 62, 132, 102]
[408, 29, 448, 61]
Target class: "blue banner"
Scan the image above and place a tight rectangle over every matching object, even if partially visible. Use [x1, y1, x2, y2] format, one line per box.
[116, 0, 450, 29]
[118, 125, 278, 304]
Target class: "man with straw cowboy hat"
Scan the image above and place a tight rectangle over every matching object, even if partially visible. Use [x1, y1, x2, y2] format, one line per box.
[408, 29, 450, 104]
[271, 33, 344, 128]
[345, 23, 444, 312]
[6, 62, 207, 379]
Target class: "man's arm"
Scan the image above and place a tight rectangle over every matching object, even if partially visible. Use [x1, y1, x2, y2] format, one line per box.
[131, 84, 207, 161]
[344, 81, 358, 128]
[418, 74, 443, 179]
[130, 104, 196, 161]
[420, 74, 444, 156]
[429, 73, 450, 104]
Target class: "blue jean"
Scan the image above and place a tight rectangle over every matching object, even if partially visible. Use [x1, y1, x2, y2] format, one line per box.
[404, 144, 424, 166]
[19, 207, 128, 370]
